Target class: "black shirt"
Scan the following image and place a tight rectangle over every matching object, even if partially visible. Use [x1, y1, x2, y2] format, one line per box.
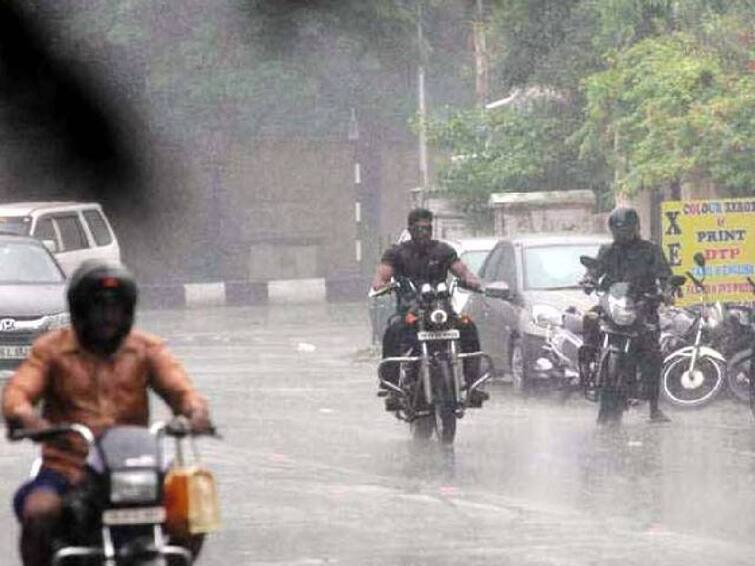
[594, 239, 673, 295]
[381, 240, 459, 287]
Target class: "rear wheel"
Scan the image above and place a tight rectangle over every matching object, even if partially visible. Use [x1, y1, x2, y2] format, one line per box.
[727, 349, 752, 404]
[661, 355, 724, 408]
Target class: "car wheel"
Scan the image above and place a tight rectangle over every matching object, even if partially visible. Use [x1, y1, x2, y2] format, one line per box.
[511, 339, 527, 393]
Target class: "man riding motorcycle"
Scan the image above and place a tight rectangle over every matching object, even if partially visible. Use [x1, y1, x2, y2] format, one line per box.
[581, 206, 674, 423]
[2, 259, 213, 566]
[370, 208, 487, 408]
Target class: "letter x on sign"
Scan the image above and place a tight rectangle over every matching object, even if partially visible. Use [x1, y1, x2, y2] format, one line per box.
[665, 211, 682, 236]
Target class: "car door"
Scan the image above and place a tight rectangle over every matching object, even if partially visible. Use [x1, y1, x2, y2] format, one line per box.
[496, 243, 521, 372]
[51, 214, 91, 276]
[471, 244, 506, 370]
[485, 243, 520, 372]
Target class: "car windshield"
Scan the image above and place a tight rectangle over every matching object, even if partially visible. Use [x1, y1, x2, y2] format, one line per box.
[0, 216, 32, 236]
[523, 244, 603, 290]
[460, 250, 490, 276]
[0, 242, 64, 283]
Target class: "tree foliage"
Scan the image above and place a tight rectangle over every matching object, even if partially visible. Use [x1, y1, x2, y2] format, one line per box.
[431, 0, 755, 209]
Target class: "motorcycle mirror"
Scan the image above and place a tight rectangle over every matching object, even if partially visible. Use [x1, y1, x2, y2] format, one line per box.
[484, 281, 510, 300]
[580, 255, 599, 270]
[693, 252, 706, 268]
[670, 275, 686, 288]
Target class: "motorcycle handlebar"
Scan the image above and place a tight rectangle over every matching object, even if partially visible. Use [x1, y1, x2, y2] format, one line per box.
[9, 423, 95, 446]
[162, 416, 222, 439]
[368, 282, 399, 299]
[685, 270, 706, 292]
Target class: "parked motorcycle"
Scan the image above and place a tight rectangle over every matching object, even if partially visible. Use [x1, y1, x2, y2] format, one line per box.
[532, 306, 585, 399]
[370, 278, 507, 444]
[726, 276, 755, 414]
[10, 417, 220, 565]
[578, 255, 685, 424]
[660, 253, 727, 408]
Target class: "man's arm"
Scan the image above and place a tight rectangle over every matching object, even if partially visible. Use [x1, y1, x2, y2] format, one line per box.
[147, 339, 211, 431]
[371, 262, 395, 292]
[450, 260, 481, 291]
[652, 243, 673, 284]
[2, 342, 52, 433]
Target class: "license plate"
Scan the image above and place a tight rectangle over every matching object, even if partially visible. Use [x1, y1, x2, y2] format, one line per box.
[417, 329, 460, 341]
[0, 345, 30, 360]
[102, 506, 165, 526]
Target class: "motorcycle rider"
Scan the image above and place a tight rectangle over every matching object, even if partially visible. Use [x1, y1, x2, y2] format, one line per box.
[581, 206, 673, 423]
[2, 260, 213, 566]
[370, 208, 487, 407]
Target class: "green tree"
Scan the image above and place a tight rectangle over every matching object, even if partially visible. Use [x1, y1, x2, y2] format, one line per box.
[580, 30, 755, 197]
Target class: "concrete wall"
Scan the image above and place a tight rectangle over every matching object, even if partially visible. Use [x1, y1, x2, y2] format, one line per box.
[489, 190, 598, 237]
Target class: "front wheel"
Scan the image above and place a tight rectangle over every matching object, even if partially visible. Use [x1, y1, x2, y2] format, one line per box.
[510, 339, 529, 394]
[661, 355, 725, 408]
[597, 352, 624, 425]
[433, 359, 457, 444]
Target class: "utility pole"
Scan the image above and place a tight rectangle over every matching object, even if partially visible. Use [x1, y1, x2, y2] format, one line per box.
[473, 0, 488, 108]
[416, 0, 429, 206]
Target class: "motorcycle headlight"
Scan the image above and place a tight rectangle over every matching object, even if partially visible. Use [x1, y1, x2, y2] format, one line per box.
[44, 312, 70, 330]
[532, 304, 562, 328]
[110, 470, 159, 504]
[608, 296, 636, 326]
[430, 308, 448, 325]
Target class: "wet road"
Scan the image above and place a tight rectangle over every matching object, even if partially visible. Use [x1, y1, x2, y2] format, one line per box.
[2, 303, 755, 565]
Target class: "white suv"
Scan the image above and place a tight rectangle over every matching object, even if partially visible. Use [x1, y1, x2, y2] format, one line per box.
[0, 202, 121, 276]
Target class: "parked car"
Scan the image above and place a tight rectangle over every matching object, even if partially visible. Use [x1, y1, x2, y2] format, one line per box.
[444, 237, 499, 314]
[0, 201, 121, 276]
[463, 233, 610, 391]
[0, 233, 68, 379]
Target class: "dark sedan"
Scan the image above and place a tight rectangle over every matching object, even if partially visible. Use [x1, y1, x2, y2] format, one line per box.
[463, 233, 610, 391]
[0, 234, 68, 377]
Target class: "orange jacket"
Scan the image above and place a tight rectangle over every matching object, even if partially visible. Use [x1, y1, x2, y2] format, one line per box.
[2, 327, 208, 483]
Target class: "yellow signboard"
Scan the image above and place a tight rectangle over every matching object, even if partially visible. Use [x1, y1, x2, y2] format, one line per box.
[661, 198, 755, 306]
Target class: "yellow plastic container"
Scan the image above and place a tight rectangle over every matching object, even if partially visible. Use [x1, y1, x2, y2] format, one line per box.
[164, 465, 221, 536]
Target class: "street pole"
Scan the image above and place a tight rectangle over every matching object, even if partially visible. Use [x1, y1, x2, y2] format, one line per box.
[417, 0, 429, 206]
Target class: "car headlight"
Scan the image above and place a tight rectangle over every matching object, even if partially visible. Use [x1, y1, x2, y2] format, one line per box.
[45, 312, 70, 330]
[531, 304, 562, 328]
[110, 470, 159, 504]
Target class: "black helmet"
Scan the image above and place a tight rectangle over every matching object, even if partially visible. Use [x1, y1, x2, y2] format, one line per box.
[608, 206, 640, 244]
[67, 259, 138, 356]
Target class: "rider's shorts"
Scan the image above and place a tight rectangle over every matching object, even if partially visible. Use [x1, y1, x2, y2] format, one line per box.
[13, 467, 71, 521]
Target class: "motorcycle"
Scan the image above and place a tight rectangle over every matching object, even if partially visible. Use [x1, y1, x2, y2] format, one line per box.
[532, 306, 585, 399]
[660, 253, 727, 408]
[370, 278, 508, 444]
[726, 276, 755, 414]
[578, 255, 685, 424]
[10, 417, 219, 565]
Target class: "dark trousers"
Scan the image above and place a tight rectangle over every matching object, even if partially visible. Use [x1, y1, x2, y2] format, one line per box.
[381, 315, 481, 386]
